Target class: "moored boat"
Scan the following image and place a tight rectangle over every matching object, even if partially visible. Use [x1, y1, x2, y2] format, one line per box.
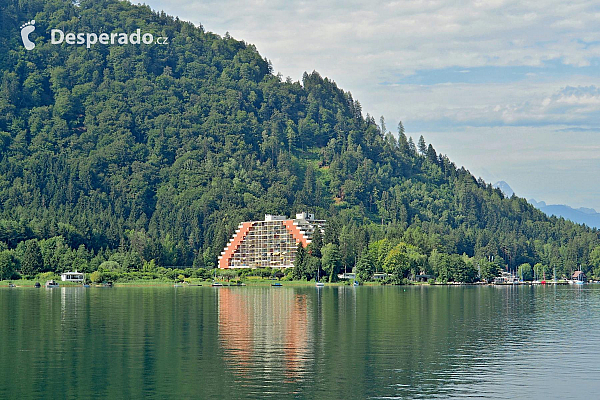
[45, 280, 59, 288]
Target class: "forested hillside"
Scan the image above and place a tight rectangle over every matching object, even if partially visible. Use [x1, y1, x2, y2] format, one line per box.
[1, 0, 599, 282]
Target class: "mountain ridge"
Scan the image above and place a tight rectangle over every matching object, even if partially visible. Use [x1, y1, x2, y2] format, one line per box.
[0, 0, 599, 280]
[529, 199, 600, 229]
[494, 181, 600, 229]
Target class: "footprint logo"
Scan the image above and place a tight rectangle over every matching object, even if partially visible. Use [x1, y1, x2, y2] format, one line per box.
[20, 20, 36, 51]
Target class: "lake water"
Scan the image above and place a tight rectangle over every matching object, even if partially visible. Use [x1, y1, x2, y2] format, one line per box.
[1, 284, 599, 399]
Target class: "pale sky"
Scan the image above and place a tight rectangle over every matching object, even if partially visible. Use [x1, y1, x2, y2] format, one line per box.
[142, 0, 600, 211]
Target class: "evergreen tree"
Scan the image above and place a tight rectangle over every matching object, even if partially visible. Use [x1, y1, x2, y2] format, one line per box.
[397, 121, 405, 137]
[321, 243, 342, 282]
[379, 116, 386, 136]
[418, 135, 427, 155]
[426, 144, 438, 164]
[397, 122, 408, 152]
[292, 243, 307, 280]
[309, 228, 323, 258]
[0, 251, 18, 280]
[21, 239, 43, 277]
[324, 222, 338, 245]
[408, 136, 417, 154]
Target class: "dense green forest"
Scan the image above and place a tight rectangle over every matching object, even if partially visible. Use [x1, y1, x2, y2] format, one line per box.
[1, 0, 599, 283]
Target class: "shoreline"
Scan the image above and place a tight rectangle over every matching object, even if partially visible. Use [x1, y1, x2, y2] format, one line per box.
[0, 279, 576, 288]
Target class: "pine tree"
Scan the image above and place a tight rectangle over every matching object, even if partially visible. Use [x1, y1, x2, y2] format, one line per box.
[426, 144, 438, 164]
[397, 121, 408, 151]
[292, 243, 306, 280]
[309, 228, 323, 258]
[418, 135, 427, 155]
[397, 121, 405, 137]
[408, 136, 417, 154]
[324, 222, 338, 245]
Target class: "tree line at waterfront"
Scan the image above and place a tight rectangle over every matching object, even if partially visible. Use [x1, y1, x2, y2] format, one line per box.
[1, 0, 600, 283]
[2, 224, 599, 284]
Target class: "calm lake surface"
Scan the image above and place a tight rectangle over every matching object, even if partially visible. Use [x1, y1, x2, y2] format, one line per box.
[1, 284, 599, 399]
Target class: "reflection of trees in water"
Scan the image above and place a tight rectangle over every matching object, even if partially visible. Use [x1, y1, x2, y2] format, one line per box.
[218, 288, 312, 383]
[345, 286, 543, 398]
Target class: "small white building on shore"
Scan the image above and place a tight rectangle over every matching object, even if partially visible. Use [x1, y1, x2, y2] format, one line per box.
[60, 271, 85, 282]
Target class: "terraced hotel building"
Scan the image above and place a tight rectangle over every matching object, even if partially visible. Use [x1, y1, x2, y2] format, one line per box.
[218, 213, 326, 269]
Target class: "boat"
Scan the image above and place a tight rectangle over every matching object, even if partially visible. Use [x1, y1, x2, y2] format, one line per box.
[210, 269, 223, 287]
[353, 280, 360, 287]
[8, 283, 16, 288]
[34, 282, 41, 288]
[271, 282, 283, 287]
[174, 283, 183, 287]
[315, 265, 325, 287]
[45, 280, 59, 288]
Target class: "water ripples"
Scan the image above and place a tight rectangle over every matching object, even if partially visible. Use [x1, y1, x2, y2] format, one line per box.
[2, 285, 600, 398]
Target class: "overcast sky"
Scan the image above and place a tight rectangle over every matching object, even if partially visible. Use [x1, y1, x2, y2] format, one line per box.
[143, 0, 600, 210]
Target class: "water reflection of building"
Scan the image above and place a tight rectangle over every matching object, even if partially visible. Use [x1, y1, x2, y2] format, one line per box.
[218, 288, 312, 382]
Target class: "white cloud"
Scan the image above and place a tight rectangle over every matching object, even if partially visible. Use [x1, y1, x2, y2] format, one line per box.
[145, 0, 600, 76]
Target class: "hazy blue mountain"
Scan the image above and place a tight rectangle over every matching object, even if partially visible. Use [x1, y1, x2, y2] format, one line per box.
[494, 181, 600, 229]
[529, 199, 600, 229]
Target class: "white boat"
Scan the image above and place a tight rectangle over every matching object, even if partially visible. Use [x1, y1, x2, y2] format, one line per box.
[45, 280, 59, 288]
[316, 266, 325, 287]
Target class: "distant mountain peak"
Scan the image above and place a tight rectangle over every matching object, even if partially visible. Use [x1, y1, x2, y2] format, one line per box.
[529, 199, 546, 208]
[493, 181, 514, 197]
